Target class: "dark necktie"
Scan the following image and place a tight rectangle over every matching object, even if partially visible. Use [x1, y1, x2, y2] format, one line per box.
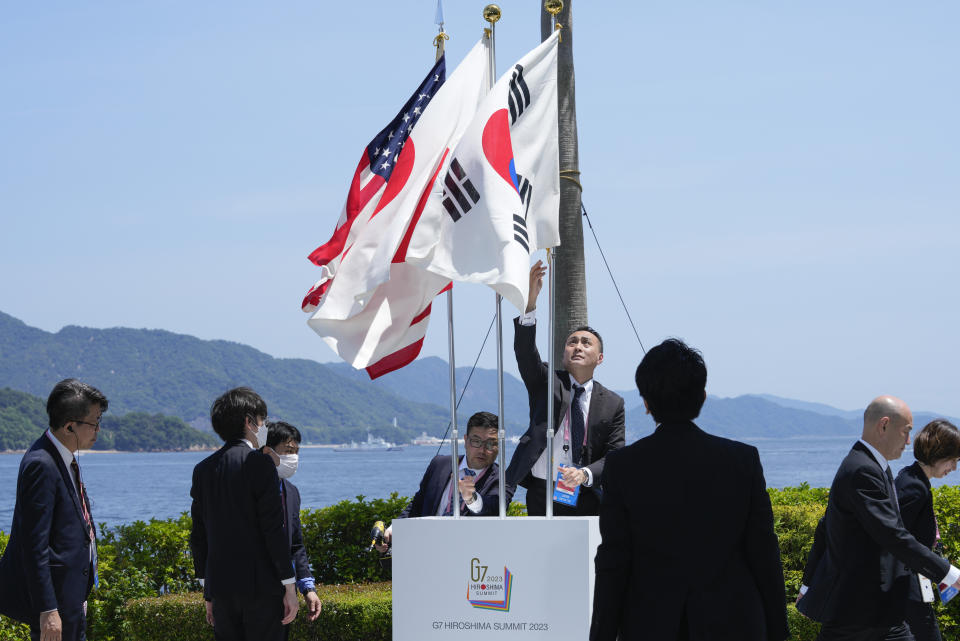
[886, 467, 901, 514]
[70, 458, 95, 542]
[571, 385, 586, 466]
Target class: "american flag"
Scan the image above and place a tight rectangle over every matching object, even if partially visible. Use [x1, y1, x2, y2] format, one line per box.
[302, 56, 446, 312]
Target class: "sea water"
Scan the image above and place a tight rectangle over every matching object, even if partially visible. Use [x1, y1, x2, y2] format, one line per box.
[1, 436, 954, 532]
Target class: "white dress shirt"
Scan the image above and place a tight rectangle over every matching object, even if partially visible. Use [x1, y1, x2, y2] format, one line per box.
[437, 456, 487, 515]
[799, 439, 960, 595]
[519, 309, 594, 487]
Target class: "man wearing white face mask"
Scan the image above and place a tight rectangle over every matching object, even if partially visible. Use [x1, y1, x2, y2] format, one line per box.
[190, 387, 299, 641]
[265, 420, 322, 630]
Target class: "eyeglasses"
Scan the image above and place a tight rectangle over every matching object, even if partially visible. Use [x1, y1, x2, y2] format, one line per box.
[72, 420, 101, 429]
[467, 437, 498, 452]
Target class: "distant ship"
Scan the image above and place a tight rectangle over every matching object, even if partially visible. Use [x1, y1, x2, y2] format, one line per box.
[333, 433, 405, 452]
[411, 431, 444, 446]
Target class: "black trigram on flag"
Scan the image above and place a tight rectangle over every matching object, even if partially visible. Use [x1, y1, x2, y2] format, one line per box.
[508, 64, 530, 125]
[441, 158, 480, 222]
[513, 173, 532, 252]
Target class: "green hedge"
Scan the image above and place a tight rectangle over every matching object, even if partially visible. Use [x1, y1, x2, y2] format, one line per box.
[124, 583, 391, 641]
[4, 486, 960, 640]
[300, 493, 409, 584]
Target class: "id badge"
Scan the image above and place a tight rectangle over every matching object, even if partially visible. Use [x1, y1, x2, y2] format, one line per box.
[553, 465, 580, 507]
[939, 580, 959, 604]
[918, 574, 935, 603]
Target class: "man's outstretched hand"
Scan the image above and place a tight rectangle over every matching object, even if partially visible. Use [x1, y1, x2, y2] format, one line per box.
[527, 261, 546, 313]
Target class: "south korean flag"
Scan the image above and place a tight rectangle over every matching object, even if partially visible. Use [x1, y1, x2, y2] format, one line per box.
[406, 31, 560, 314]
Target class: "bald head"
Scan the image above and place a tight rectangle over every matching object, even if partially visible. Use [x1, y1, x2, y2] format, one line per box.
[862, 395, 914, 460]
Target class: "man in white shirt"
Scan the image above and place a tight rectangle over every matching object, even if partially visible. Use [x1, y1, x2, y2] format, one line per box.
[798, 395, 960, 640]
[0, 379, 107, 641]
[380, 412, 506, 549]
[504, 261, 625, 516]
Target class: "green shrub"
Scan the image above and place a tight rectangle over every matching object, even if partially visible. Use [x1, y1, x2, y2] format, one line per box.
[300, 493, 409, 584]
[787, 603, 820, 640]
[0, 531, 31, 640]
[769, 482, 830, 507]
[773, 503, 825, 600]
[933, 485, 960, 637]
[124, 583, 392, 641]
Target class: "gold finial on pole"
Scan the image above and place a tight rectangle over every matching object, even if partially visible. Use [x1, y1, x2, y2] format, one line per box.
[433, 31, 449, 61]
[483, 4, 501, 24]
[544, 0, 563, 41]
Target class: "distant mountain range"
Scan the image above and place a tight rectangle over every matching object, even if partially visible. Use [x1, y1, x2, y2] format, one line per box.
[1, 310, 956, 446]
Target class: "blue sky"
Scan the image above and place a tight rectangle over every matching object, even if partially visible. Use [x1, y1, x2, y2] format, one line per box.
[2, 2, 958, 416]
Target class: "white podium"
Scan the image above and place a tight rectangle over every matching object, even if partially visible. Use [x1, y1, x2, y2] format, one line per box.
[392, 516, 600, 640]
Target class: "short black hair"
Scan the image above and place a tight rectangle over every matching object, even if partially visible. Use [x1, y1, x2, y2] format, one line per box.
[634, 338, 707, 423]
[266, 420, 302, 449]
[571, 325, 603, 353]
[466, 411, 498, 435]
[210, 387, 266, 442]
[913, 419, 960, 466]
[47, 379, 109, 431]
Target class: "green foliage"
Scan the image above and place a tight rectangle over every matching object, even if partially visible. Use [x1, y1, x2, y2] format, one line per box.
[97, 412, 216, 451]
[0, 532, 38, 638]
[87, 513, 200, 639]
[124, 584, 393, 641]
[507, 501, 527, 517]
[0, 387, 47, 450]
[933, 485, 960, 637]
[769, 482, 831, 507]
[0, 387, 216, 452]
[0, 310, 451, 440]
[300, 493, 410, 584]
[787, 603, 820, 640]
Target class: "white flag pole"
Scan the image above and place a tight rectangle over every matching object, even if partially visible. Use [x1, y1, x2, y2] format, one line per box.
[434, 25, 460, 520]
[479, 4, 507, 520]
[545, 247, 556, 518]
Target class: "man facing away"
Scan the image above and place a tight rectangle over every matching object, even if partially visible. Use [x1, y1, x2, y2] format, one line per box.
[190, 387, 298, 641]
[379, 412, 507, 549]
[264, 420, 322, 631]
[798, 396, 960, 641]
[590, 339, 788, 641]
[505, 261, 625, 516]
[0, 379, 107, 641]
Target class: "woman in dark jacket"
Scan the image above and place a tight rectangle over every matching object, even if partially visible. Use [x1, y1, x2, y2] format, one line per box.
[895, 418, 960, 641]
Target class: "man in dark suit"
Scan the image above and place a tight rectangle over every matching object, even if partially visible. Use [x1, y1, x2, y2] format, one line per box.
[0, 379, 107, 641]
[798, 396, 960, 641]
[264, 420, 322, 631]
[190, 387, 299, 641]
[590, 339, 788, 641]
[505, 261, 625, 516]
[380, 412, 505, 548]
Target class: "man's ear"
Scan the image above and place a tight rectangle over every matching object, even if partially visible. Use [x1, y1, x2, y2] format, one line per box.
[596, 353, 604, 366]
[642, 398, 650, 415]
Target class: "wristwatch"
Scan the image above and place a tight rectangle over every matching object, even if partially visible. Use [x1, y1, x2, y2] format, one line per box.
[466, 492, 477, 505]
[580, 468, 590, 485]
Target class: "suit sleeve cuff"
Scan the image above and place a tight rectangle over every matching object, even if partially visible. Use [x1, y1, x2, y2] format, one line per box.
[799, 584, 808, 596]
[941, 565, 960, 586]
[518, 310, 536, 326]
[582, 467, 594, 487]
[466, 493, 483, 513]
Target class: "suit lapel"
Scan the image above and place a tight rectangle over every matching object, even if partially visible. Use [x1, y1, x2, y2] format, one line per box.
[38, 435, 87, 531]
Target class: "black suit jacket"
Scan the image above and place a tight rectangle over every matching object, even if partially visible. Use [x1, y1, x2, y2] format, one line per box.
[282, 479, 311, 585]
[505, 318, 625, 506]
[799, 442, 949, 626]
[397, 455, 503, 518]
[190, 441, 294, 600]
[590, 421, 788, 641]
[895, 461, 937, 603]
[0, 434, 95, 625]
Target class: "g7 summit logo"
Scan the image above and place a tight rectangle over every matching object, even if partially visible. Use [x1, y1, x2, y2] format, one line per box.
[467, 558, 513, 612]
